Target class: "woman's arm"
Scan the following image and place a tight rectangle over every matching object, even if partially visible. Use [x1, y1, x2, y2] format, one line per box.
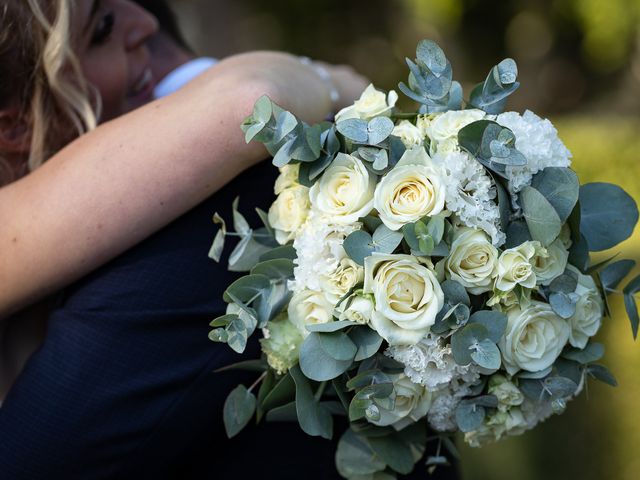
[0, 51, 368, 319]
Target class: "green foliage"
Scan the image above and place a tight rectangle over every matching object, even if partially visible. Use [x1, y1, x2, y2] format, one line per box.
[349, 327, 384, 361]
[468, 58, 520, 114]
[586, 364, 618, 387]
[223, 385, 257, 438]
[579, 182, 639, 251]
[343, 225, 403, 265]
[299, 332, 355, 381]
[562, 342, 605, 364]
[520, 186, 562, 246]
[531, 168, 580, 223]
[468, 311, 508, 343]
[398, 40, 460, 113]
[260, 372, 295, 412]
[432, 280, 471, 334]
[290, 365, 333, 439]
[622, 273, 640, 339]
[336, 429, 386, 478]
[336, 117, 395, 146]
[458, 120, 527, 179]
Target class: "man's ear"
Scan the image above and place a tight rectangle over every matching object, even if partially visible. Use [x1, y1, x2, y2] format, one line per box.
[0, 107, 30, 153]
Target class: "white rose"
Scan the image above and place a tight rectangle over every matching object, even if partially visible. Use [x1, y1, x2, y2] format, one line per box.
[309, 153, 375, 224]
[531, 239, 569, 286]
[268, 185, 311, 244]
[364, 253, 444, 345]
[336, 294, 374, 324]
[274, 163, 300, 195]
[566, 265, 604, 349]
[374, 147, 446, 230]
[488, 374, 524, 412]
[334, 84, 398, 122]
[369, 374, 432, 430]
[499, 301, 570, 375]
[318, 257, 364, 305]
[415, 114, 432, 139]
[288, 289, 334, 336]
[495, 241, 538, 292]
[426, 109, 486, 154]
[392, 120, 424, 148]
[445, 228, 498, 294]
[260, 315, 304, 375]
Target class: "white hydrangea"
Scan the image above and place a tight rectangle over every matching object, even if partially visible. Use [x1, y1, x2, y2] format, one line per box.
[495, 110, 572, 193]
[290, 211, 360, 293]
[427, 391, 460, 432]
[432, 151, 505, 246]
[385, 333, 478, 391]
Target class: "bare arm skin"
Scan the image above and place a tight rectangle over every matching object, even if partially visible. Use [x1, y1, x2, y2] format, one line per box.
[0, 52, 368, 319]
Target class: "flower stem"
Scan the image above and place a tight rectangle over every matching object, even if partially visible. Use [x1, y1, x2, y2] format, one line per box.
[248, 371, 267, 393]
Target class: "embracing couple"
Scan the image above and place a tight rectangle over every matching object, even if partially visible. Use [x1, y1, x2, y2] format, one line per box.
[0, 1, 457, 478]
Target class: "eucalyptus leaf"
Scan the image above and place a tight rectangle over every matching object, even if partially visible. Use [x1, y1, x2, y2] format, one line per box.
[367, 117, 395, 145]
[223, 274, 271, 304]
[350, 327, 385, 361]
[549, 292, 578, 319]
[470, 339, 502, 370]
[587, 364, 618, 387]
[337, 118, 369, 143]
[299, 332, 354, 381]
[290, 365, 333, 439]
[562, 342, 605, 364]
[520, 186, 562, 246]
[468, 310, 508, 343]
[505, 220, 532, 248]
[318, 331, 358, 361]
[600, 259, 636, 291]
[343, 230, 376, 266]
[336, 429, 386, 477]
[265, 401, 298, 422]
[579, 183, 639, 251]
[368, 434, 415, 475]
[530, 168, 579, 223]
[543, 376, 578, 398]
[455, 400, 485, 433]
[623, 292, 639, 340]
[306, 320, 359, 333]
[259, 245, 297, 262]
[250, 258, 294, 282]
[451, 323, 490, 366]
[549, 273, 578, 294]
[223, 385, 256, 438]
[372, 224, 404, 254]
[261, 372, 295, 412]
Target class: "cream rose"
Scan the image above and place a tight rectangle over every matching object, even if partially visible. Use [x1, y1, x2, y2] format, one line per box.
[334, 84, 398, 122]
[374, 148, 445, 231]
[364, 253, 444, 345]
[336, 294, 374, 324]
[531, 239, 569, 286]
[566, 265, 604, 349]
[274, 163, 300, 194]
[495, 241, 538, 292]
[318, 257, 364, 305]
[268, 185, 311, 244]
[499, 301, 570, 374]
[426, 109, 486, 154]
[309, 153, 375, 224]
[369, 374, 432, 430]
[445, 228, 498, 294]
[488, 374, 524, 412]
[288, 289, 334, 336]
[392, 120, 424, 148]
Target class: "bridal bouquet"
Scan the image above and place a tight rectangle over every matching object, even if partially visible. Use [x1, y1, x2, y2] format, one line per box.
[209, 40, 639, 478]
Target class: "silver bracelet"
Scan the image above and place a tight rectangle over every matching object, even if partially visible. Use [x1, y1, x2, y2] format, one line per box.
[299, 56, 340, 104]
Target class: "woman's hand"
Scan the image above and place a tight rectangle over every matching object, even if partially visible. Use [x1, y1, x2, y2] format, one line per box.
[198, 51, 369, 124]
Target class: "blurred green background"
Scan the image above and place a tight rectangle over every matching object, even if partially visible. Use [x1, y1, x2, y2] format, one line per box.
[168, 0, 640, 478]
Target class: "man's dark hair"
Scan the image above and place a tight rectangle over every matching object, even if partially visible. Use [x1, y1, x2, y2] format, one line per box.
[134, 0, 191, 51]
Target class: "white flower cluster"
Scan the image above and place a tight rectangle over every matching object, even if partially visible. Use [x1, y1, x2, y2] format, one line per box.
[495, 110, 572, 192]
[290, 211, 361, 293]
[432, 151, 505, 246]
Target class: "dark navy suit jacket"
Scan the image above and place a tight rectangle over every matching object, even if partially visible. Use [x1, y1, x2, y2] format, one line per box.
[0, 162, 458, 479]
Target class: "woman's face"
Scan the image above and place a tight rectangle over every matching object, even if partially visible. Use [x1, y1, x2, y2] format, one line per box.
[75, 0, 159, 122]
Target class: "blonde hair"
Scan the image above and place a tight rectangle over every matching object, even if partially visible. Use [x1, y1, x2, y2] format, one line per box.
[0, 0, 99, 183]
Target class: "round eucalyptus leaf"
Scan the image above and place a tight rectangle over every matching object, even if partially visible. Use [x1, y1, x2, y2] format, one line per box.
[223, 385, 257, 438]
[367, 117, 395, 145]
[455, 401, 485, 433]
[548, 273, 578, 294]
[543, 376, 578, 398]
[520, 185, 562, 246]
[562, 342, 605, 364]
[580, 183, 639, 251]
[416, 39, 448, 74]
[336, 429, 386, 477]
[250, 258, 294, 282]
[290, 365, 333, 439]
[318, 331, 358, 361]
[441, 280, 471, 306]
[337, 118, 369, 143]
[451, 323, 490, 366]
[468, 310, 508, 343]
[470, 339, 502, 370]
[368, 434, 416, 475]
[299, 333, 354, 381]
[223, 274, 271, 303]
[349, 327, 384, 361]
[343, 230, 375, 266]
[372, 224, 403, 254]
[549, 292, 578, 319]
[530, 167, 579, 223]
